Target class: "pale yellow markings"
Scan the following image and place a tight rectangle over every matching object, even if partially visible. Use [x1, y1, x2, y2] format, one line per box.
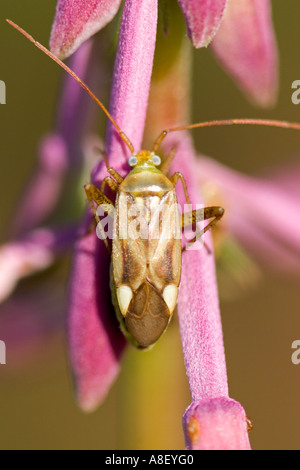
[162, 285, 178, 315]
[117, 285, 133, 317]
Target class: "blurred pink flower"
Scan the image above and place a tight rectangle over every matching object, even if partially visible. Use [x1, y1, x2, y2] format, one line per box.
[68, 0, 158, 412]
[211, 0, 278, 107]
[50, 0, 278, 106]
[3, 0, 298, 450]
[11, 134, 68, 236]
[65, 0, 253, 450]
[197, 156, 300, 274]
[0, 226, 77, 304]
[0, 38, 98, 355]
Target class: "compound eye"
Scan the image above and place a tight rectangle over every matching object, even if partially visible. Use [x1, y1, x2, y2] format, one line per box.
[152, 154, 161, 166]
[128, 155, 138, 166]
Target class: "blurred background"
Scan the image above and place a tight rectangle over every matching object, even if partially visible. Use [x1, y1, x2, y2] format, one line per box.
[0, 0, 300, 450]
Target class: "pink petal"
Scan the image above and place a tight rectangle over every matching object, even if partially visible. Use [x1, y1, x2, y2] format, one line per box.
[68, 0, 158, 411]
[67, 230, 126, 412]
[162, 133, 251, 449]
[55, 37, 110, 172]
[198, 156, 300, 273]
[0, 242, 52, 304]
[12, 134, 68, 236]
[50, 0, 122, 59]
[102, 0, 158, 171]
[68, 0, 157, 410]
[57, 38, 98, 160]
[164, 134, 228, 400]
[0, 226, 77, 303]
[0, 281, 64, 370]
[266, 160, 300, 201]
[211, 0, 278, 107]
[13, 39, 96, 236]
[183, 397, 251, 450]
[178, 0, 228, 48]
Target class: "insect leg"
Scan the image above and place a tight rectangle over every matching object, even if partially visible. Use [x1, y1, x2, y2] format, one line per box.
[93, 147, 124, 185]
[181, 206, 224, 252]
[101, 176, 119, 194]
[170, 171, 197, 232]
[84, 183, 115, 252]
[107, 168, 124, 184]
[160, 146, 177, 175]
[169, 172, 192, 206]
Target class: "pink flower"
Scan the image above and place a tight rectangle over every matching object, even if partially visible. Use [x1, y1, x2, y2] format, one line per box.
[160, 133, 251, 450]
[50, 0, 227, 59]
[65, 1, 251, 449]
[211, 0, 278, 107]
[0, 38, 98, 349]
[68, 0, 158, 412]
[4, 0, 298, 450]
[50, 0, 123, 59]
[0, 226, 77, 304]
[197, 156, 300, 274]
[178, 0, 228, 47]
[6, 0, 250, 448]
[50, 0, 278, 106]
[184, 397, 251, 450]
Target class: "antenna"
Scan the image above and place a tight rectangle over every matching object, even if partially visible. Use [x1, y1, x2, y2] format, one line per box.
[6, 19, 135, 154]
[7, 20, 300, 158]
[153, 119, 300, 153]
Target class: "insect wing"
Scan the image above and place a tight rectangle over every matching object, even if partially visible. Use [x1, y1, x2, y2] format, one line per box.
[112, 191, 147, 292]
[112, 189, 181, 348]
[148, 190, 181, 293]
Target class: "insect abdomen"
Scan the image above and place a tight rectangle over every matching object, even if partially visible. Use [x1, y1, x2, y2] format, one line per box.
[125, 281, 171, 348]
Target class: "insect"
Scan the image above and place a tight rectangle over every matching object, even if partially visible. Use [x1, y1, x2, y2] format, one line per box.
[7, 20, 300, 349]
[84, 150, 224, 349]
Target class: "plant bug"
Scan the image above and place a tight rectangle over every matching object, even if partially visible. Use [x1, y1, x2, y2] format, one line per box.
[84, 150, 224, 349]
[7, 20, 300, 349]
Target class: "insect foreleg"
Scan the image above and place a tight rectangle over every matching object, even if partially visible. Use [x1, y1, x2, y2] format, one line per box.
[106, 167, 124, 184]
[84, 183, 115, 252]
[92, 147, 124, 185]
[160, 146, 177, 175]
[100, 176, 119, 194]
[181, 206, 224, 252]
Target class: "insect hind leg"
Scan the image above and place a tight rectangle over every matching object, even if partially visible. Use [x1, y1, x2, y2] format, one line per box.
[84, 183, 115, 252]
[181, 206, 224, 252]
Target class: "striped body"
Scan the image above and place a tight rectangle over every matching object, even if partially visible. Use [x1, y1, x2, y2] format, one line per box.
[111, 157, 181, 348]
